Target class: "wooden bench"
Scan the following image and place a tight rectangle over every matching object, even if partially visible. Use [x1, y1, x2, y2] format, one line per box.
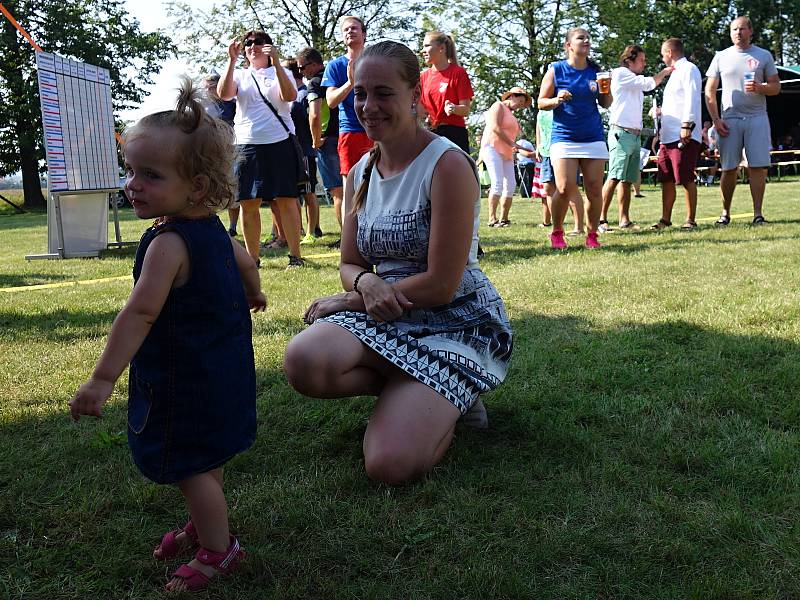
[770, 150, 800, 180]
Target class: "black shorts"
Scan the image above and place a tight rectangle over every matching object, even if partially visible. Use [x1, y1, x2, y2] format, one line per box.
[236, 138, 302, 202]
[432, 124, 470, 154]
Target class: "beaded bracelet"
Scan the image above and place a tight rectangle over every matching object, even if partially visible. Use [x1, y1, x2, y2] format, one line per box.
[353, 270, 373, 295]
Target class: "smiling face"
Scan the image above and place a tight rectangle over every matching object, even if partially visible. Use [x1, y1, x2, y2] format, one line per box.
[354, 56, 420, 142]
[730, 17, 753, 48]
[244, 34, 270, 68]
[123, 127, 200, 220]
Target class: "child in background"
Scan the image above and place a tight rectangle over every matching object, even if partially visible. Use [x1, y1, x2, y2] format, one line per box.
[70, 77, 266, 593]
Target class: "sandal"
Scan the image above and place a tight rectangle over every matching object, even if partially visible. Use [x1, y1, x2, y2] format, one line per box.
[752, 215, 769, 225]
[262, 238, 287, 250]
[651, 218, 672, 230]
[714, 214, 730, 226]
[681, 220, 698, 230]
[167, 536, 245, 592]
[618, 221, 636, 229]
[598, 220, 613, 233]
[487, 218, 499, 228]
[497, 219, 511, 227]
[154, 520, 199, 560]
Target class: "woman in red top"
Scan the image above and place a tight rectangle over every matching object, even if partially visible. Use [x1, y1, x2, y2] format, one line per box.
[419, 31, 474, 153]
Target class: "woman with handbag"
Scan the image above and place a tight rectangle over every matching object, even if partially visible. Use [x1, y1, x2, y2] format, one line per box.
[219, 30, 305, 268]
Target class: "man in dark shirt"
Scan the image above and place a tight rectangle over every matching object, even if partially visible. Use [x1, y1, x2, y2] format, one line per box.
[282, 58, 321, 243]
[298, 47, 342, 246]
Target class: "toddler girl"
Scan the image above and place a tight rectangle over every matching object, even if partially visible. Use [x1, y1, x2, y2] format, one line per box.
[70, 77, 266, 593]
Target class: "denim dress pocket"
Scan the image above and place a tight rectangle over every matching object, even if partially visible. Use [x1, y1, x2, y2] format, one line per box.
[127, 374, 154, 435]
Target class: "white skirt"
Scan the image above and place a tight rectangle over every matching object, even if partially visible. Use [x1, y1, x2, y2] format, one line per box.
[550, 141, 609, 160]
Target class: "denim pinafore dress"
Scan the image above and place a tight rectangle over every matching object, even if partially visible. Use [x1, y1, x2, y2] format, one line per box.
[127, 216, 257, 484]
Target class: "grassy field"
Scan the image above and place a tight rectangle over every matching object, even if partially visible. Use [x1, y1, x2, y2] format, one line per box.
[1, 181, 799, 599]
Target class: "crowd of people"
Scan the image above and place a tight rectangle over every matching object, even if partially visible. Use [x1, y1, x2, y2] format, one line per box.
[68, 13, 784, 593]
[197, 14, 783, 258]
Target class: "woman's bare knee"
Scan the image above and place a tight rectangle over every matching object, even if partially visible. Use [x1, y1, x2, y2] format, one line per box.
[363, 442, 426, 486]
[283, 332, 328, 395]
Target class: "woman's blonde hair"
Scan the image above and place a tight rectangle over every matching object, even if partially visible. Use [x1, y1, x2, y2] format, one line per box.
[122, 76, 237, 212]
[350, 41, 421, 215]
[425, 31, 459, 65]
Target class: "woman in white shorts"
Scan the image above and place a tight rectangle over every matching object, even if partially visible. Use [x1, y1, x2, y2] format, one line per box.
[538, 28, 612, 249]
[479, 87, 532, 227]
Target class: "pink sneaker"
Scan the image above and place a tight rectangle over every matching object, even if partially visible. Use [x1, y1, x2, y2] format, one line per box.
[585, 231, 601, 248]
[550, 229, 567, 249]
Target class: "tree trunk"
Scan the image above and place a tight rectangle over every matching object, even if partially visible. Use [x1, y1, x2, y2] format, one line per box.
[20, 134, 45, 208]
[2, 10, 45, 208]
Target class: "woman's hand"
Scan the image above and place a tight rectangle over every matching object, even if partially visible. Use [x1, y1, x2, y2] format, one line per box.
[556, 89, 572, 104]
[264, 44, 281, 64]
[227, 38, 241, 61]
[358, 274, 413, 322]
[304, 292, 352, 325]
[69, 378, 114, 421]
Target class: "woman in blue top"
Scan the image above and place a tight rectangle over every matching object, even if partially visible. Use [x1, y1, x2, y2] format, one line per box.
[538, 28, 612, 249]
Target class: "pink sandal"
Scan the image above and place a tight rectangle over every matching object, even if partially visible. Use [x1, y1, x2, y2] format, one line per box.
[168, 536, 245, 592]
[153, 520, 198, 560]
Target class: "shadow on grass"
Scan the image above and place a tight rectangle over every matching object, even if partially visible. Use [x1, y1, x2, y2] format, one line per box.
[0, 307, 119, 343]
[2, 313, 799, 598]
[0, 272, 75, 288]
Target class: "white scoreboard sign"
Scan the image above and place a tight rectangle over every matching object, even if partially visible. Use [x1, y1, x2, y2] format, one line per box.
[36, 52, 118, 192]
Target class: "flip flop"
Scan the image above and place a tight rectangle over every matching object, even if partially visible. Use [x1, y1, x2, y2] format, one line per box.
[714, 215, 730, 226]
[681, 220, 698, 230]
[651, 218, 672, 230]
[752, 215, 769, 225]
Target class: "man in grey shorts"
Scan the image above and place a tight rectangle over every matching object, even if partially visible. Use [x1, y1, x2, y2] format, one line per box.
[704, 15, 781, 225]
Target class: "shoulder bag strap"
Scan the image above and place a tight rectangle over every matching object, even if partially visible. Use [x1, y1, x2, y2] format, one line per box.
[250, 71, 291, 135]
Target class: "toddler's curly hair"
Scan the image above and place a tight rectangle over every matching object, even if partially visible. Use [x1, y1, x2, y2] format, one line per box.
[123, 76, 237, 211]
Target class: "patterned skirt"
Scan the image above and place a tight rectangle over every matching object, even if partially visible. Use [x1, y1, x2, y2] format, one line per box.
[320, 269, 512, 413]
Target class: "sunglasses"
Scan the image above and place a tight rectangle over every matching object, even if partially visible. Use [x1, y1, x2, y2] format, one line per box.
[297, 62, 312, 70]
[243, 38, 268, 47]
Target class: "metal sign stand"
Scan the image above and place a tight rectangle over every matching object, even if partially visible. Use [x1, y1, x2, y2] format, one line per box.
[25, 188, 134, 260]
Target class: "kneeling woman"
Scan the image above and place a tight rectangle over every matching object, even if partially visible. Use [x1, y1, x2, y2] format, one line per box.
[284, 41, 512, 485]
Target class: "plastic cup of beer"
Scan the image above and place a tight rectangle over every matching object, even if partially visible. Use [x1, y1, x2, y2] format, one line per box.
[597, 72, 611, 94]
[743, 71, 755, 91]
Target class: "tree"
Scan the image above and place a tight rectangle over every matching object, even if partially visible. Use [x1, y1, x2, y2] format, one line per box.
[165, 0, 420, 77]
[0, 0, 173, 208]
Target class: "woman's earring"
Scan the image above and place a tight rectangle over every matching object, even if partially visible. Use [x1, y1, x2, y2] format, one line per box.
[411, 103, 417, 118]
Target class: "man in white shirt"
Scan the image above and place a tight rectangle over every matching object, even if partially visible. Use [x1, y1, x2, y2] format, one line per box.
[600, 45, 671, 230]
[652, 37, 702, 230]
[704, 16, 780, 225]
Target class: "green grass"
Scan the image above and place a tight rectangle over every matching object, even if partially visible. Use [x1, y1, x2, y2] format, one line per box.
[1, 180, 799, 599]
